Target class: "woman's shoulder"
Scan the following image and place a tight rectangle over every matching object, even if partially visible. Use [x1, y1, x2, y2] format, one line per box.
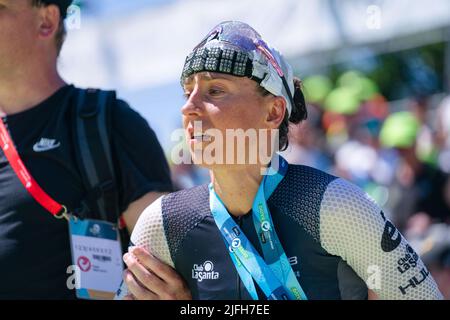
[134, 184, 210, 233]
[285, 163, 337, 182]
[273, 163, 382, 241]
[284, 163, 380, 216]
[159, 185, 212, 235]
[161, 184, 210, 213]
[276, 163, 339, 204]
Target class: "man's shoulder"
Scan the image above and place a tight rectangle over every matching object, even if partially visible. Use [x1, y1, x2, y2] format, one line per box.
[67, 87, 151, 135]
[110, 97, 154, 135]
[71, 87, 156, 141]
[69, 86, 131, 116]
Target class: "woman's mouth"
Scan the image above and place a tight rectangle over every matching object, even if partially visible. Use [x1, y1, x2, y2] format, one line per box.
[187, 124, 213, 143]
[191, 133, 212, 142]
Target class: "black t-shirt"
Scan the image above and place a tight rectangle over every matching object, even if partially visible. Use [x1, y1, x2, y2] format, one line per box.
[0, 85, 173, 299]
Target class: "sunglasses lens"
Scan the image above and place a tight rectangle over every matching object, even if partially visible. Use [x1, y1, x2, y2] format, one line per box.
[218, 21, 261, 51]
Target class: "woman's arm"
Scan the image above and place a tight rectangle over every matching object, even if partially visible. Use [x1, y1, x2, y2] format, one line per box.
[116, 196, 192, 300]
[320, 178, 443, 300]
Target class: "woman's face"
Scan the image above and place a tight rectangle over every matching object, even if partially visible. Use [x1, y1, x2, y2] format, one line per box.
[181, 71, 285, 169]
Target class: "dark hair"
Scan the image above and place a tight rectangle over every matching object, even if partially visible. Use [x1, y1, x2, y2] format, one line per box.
[31, 0, 67, 55]
[257, 77, 308, 151]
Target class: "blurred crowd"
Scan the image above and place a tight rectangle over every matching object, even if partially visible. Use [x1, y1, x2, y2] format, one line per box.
[169, 68, 450, 299]
[295, 72, 450, 299]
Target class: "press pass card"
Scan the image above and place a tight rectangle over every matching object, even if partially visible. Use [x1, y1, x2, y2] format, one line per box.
[68, 218, 123, 300]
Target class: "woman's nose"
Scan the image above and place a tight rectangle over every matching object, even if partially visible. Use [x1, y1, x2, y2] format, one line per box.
[181, 90, 203, 117]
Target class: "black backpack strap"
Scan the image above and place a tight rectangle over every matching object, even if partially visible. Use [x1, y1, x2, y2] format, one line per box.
[72, 88, 120, 224]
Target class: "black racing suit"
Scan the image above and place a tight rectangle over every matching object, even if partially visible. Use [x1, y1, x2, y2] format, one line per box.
[126, 164, 442, 300]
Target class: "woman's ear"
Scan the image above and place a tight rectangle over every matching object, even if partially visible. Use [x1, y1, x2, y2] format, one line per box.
[265, 96, 287, 129]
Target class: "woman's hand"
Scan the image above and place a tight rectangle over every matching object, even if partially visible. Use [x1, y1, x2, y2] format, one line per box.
[123, 246, 192, 300]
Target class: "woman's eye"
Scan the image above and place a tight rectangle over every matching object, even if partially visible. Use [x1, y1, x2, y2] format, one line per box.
[209, 88, 224, 96]
[183, 92, 191, 99]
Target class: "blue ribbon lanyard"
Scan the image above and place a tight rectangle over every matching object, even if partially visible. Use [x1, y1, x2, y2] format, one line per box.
[209, 155, 307, 300]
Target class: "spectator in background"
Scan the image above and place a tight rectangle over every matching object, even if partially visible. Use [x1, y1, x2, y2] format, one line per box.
[436, 95, 450, 173]
[409, 97, 438, 166]
[281, 105, 332, 173]
[409, 223, 450, 300]
[379, 111, 450, 234]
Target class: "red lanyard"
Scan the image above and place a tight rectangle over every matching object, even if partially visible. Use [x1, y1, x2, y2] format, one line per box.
[0, 118, 68, 219]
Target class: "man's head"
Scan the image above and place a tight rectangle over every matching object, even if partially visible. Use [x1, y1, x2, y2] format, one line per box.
[0, 0, 71, 76]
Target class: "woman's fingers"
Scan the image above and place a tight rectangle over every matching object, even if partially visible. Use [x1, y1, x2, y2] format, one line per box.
[124, 247, 192, 300]
[123, 267, 158, 300]
[130, 247, 182, 287]
[123, 251, 167, 297]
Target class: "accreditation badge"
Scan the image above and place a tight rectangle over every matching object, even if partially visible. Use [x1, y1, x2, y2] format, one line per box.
[68, 217, 123, 300]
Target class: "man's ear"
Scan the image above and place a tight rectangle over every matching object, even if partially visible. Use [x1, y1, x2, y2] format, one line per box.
[265, 96, 287, 129]
[37, 4, 60, 39]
